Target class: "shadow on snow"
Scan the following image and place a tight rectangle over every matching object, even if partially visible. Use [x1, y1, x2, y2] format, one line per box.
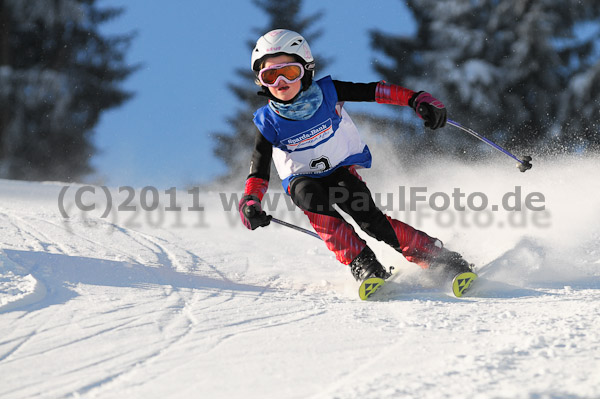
[2, 249, 270, 312]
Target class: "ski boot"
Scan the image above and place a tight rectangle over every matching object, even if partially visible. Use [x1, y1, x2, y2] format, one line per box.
[350, 246, 391, 281]
[428, 249, 477, 297]
[429, 248, 473, 276]
[350, 247, 392, 300]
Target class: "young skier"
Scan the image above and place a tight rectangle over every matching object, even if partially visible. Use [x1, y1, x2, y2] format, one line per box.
[239, 29, 473, 289]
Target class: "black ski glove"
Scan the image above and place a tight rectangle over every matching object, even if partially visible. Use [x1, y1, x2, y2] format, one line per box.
[409, 91, 447, 130]
[239, 194, 272, 230]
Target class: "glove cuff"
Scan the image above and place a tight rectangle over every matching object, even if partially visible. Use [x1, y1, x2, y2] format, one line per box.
[244, 177, 269, 201]
[375, 81, 415, 106]
[409, 91, 445, 110]
[408, 91, 424, 109]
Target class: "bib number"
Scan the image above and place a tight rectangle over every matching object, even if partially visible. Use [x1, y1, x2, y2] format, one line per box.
[309, 156, 332, 172]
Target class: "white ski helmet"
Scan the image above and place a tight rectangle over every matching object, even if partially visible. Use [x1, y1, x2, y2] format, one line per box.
[251, 29, 315, 73]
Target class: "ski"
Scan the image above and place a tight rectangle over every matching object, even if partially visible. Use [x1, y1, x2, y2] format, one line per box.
[451, 271, 478, 297]
[359, 270, 478, 300]
[358, 277, 386, 300]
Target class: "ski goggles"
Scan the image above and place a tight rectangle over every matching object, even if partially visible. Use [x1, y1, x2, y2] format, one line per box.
[258, 62, 304, 87]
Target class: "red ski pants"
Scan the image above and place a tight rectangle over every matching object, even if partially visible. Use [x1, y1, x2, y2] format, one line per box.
[289, 167, 442, 266]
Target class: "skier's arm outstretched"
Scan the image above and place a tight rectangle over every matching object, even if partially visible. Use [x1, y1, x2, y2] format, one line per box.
[333, 80, 446, 129]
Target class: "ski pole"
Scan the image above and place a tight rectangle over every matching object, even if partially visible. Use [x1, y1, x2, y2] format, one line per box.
[271, 217, 321, 240]
[447, 119, 533, 172]
[244, 206, 321, 239]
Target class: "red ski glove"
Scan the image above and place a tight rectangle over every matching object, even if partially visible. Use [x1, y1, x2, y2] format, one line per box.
[239, 177, 271, 230]
[409, 91, 447, 129]
[239, 195, 271, 230]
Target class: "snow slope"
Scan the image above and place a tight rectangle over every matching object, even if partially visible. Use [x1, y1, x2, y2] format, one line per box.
[1, 155, 600, 399]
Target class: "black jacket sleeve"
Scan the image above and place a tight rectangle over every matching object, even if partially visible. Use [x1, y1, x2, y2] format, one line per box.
[332, 80, 378, 102]
[247, 129, 272, 181]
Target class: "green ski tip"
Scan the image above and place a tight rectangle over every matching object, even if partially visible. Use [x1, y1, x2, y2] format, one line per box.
[359, 277, 386, 300]
[452, 272, 477, 297]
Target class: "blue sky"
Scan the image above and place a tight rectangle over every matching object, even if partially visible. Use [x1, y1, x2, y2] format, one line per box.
[93, 1, 415, 189]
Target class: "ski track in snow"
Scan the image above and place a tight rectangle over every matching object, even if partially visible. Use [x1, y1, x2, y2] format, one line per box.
[1, 156, 600, 399]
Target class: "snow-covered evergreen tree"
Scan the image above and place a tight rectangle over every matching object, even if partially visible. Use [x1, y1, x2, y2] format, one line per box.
[211, 0, 326, 184]
[371, 0, 600, 155]
[0, 0, 136, 181]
